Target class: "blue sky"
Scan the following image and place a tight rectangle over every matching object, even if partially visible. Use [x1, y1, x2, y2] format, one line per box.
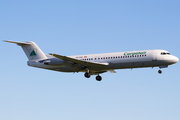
[0, 0, 180, 120]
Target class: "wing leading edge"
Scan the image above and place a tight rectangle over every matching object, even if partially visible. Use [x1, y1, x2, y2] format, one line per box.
[49, 53, 109, 69]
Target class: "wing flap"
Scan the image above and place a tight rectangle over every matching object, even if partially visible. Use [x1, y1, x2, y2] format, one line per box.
[50, 53, 109, 68]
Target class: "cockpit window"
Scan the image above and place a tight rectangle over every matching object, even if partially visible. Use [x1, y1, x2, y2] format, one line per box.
[161, 52, 171, 55]
[161, 52, 166, 55]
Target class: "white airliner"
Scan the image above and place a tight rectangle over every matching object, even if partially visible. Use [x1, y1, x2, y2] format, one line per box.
[5, 40, 179, 81]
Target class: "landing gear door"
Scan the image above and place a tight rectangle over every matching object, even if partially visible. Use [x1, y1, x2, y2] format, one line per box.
[152, 52, 157, 61]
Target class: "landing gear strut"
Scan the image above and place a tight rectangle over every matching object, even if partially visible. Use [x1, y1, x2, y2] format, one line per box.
[84, 72, 91, 78]
[158, 70, 162, 74]
[96, 75, 102, 81]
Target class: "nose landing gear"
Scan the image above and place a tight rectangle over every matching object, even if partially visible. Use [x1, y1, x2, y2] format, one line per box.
[158, 70, 162, 74]
[158, 65, 168, 74]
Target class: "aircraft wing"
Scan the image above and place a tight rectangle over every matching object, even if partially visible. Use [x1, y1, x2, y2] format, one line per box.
[49, 53, 109, 68]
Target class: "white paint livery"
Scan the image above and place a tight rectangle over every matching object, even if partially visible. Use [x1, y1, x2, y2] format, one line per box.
[5, 40, 179, 81]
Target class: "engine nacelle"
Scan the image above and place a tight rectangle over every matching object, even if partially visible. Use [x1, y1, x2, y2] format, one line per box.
[28, 58, 64, 67]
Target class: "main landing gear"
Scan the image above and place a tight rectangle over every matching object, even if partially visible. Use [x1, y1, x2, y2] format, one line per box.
[96, 75, 102, 81]
[84, 72, 91, 78]
[84, 72, 102, 81]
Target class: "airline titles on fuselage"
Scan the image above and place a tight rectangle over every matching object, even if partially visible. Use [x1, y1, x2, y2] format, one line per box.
[80, 51, 147, 61]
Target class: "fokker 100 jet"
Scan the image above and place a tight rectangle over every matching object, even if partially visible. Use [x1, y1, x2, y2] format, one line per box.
[5, 40, 179, 81]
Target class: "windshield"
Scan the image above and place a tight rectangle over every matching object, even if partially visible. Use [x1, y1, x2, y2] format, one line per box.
[161, 52, 171, 55]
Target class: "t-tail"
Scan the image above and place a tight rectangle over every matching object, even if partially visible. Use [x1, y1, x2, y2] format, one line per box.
[4, 40, 47, 60]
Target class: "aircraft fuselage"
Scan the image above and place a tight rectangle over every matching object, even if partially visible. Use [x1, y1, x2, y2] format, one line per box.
[5, 40, 179, 81]
[28, 49, 178, 73]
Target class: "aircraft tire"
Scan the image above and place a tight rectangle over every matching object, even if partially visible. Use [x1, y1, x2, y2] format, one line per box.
[96, 75, 102, 81]
[158, 70, 162, 74]
[84, 72, 91, 78]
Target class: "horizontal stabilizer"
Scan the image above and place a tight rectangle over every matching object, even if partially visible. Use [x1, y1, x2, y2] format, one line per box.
[4, 40, 31, 46]
[50, 53, 109, 68]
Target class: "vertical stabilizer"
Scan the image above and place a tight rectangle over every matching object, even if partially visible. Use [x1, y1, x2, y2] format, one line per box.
[4, 40, 47, 60]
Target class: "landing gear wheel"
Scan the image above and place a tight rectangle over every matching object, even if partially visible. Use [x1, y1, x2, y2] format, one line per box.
[158, 70, 162, 74]
[96, 75, 102, 81]
[84, 72, 91, 78]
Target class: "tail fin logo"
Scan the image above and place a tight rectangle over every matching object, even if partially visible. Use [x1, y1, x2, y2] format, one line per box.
[30, 50, 37, 56]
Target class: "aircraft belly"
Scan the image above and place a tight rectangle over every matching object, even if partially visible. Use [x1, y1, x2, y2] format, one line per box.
[30, 60, 174, 73]
[107, 60, 170, 69]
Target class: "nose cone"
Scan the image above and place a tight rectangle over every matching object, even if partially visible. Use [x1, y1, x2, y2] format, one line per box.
[162, 56, 179, 65]
[171, 56, 179, 64]
[175, 56, 179, 63]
